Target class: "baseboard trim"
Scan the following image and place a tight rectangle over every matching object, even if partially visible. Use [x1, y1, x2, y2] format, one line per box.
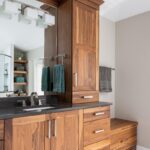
[137, 145, 150, 150]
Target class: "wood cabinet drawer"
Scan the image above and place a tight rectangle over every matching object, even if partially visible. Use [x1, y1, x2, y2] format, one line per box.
[111, 136, 136, 150]
[84, 118, 110, 146]
[73, 91, 99, 104]
[111, 127, 137, 150]
[84, 106, 110, 122]
[0, 121, 4, 140]
[84, 139, 110, 150]
[0, 141, 4, 150]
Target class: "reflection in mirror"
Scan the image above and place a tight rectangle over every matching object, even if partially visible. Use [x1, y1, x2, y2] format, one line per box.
[0, 0, 56, 97]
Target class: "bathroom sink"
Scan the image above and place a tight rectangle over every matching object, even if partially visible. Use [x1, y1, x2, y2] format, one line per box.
[23, 106, 54, 112]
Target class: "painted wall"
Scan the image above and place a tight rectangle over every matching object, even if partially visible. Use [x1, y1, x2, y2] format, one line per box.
[100, 16, 116, 117]
[0, 45, 14, 97]
[27, 47, 44, 95]
[116, 12, 150, 149]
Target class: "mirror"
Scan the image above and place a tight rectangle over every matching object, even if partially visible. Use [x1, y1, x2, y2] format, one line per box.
[0, 0, 57, 97]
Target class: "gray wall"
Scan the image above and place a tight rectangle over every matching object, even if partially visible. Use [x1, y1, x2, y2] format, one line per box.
[100, 17, 116, 117]
[116, 11, 150, 149]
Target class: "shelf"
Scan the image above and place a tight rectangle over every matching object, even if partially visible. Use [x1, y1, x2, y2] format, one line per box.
[14, 60, 27, 64]
[14, 71, 27, 74]
[14, 93, 27, 96]
[14, 82, 27, 86]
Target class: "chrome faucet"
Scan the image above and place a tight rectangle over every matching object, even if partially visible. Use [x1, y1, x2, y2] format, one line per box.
[30, 92, 40, 106]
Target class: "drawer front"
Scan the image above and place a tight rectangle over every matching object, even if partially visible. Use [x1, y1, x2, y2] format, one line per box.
[0, 141, 3, 150]
[84, 118, 110, 146]
[111, 137, 136, 150]
[84, 139, 110, 150]
[73, 91, 99, 104]
[84, 106, 110, 122]
[111, 127, 137, 150]
[0, 121, 4, 140]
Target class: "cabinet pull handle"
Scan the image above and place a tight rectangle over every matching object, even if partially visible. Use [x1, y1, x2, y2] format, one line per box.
[54, 119, 57, 137]
[82, 96, 93, 99]
[94, 129, 104, 134]
[74, 73, 78, 87]
[48, 120, 51, 139]
[95, 112, 105, 116]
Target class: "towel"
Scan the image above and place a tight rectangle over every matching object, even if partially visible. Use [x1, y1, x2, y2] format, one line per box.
[100, 66, 112, 92]
[41, 66, 51, 91]
[53, 64, 65, 93]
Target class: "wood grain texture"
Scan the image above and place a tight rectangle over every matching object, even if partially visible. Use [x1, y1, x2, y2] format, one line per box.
[57, 0, 73, 103]
[84, 118, 110, 146]
[40, 0, 59, 6]
[111, 119, 137, 135]
[111, 119, 137, 150]
[73, 91, 99, 104]
[79, 109, 84, 150]
[50, 110, 83, 150]
[72, 0, 99, 103]
[40, 0, 103, 7]
[84, 106, 110, 122]
[84, 139, 110, 150]
[0, 141, 3, 150]
[5, 115, 49, 150]
[75, 0, 104, 9]
[0, 120, 4, 140]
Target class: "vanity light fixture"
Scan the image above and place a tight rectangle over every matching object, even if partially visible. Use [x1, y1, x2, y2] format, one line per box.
[36, 13, 55, 28]
[0, 0, 21, 19]
[18, 7, 38, 25]
[36, 10, 47, 28]
[18, 13, 32, 24]
[2, 1, 21, 15]
[24, 7, 38, 20]
[44, 13, 55, 26]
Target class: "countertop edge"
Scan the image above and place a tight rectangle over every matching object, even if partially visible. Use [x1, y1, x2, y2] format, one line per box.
[0, 102, 112, 120]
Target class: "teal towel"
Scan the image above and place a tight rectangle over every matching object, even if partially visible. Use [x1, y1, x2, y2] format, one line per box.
[53, 64, 65, 93]
[41, 67, 51, 91]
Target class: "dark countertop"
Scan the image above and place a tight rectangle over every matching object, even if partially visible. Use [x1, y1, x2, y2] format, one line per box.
[0, 102, 112, 120]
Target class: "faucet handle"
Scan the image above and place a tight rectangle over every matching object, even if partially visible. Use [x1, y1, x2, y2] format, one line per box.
[39, 99, 42, 106]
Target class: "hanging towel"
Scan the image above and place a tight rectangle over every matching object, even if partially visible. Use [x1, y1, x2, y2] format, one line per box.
[53, 64, 65, 93]
[41, 66, 51, 91]
[100, 66, 112, 92]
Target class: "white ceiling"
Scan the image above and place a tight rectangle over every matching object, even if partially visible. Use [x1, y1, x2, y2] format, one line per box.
[100, 0, 150, 22]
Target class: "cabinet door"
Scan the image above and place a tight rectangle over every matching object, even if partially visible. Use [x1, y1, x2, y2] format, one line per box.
[50, 110, 83, 150]
[73, 1, 99, 93]
[5, 115, 49, 150]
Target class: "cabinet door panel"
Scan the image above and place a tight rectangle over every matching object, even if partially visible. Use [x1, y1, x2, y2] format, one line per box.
[5, 115, 48, 150]
[51, 110, 82, 150]
[73, 47, 96, 91]
[73, 1, 99, 93]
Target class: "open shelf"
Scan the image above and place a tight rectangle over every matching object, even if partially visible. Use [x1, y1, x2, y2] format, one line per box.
[14, 60, 27, 64]
[14, 82, 27, 86]
[14, 71, 27, 74]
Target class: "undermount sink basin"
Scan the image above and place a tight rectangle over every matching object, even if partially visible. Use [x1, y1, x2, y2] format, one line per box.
[23, 106, 54, 112]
